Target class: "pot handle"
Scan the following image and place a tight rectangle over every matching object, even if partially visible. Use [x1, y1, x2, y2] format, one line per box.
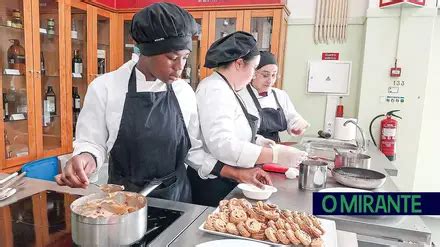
[139, 179, 162, 197]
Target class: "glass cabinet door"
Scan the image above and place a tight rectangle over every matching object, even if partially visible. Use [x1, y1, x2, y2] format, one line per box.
[243, 9, 284, 88]
[209, 11, 243, 44]
[1, 0, 35, 165]
[97, 13, 109, 77]
[70, 5, 87, 139]
[250, 17, 273, 52]
[123, 20, 134, 63]
[36, 0, 63, 154]
[185, 12, 208, 90]
[243, 10, 277, 52]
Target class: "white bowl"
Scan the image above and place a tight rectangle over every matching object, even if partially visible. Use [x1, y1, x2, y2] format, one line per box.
[237, 183, 277, 200]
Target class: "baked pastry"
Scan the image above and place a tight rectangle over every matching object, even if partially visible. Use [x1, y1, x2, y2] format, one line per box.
[230, 208, 248, 224]
[226, 222, 239, 235]
[237, 222, 251, 238]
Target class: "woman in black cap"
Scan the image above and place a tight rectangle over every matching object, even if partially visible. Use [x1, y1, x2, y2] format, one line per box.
[238, 51, 310, 142]
[187, 31, 309, 206]
[56, 3, 226, 202]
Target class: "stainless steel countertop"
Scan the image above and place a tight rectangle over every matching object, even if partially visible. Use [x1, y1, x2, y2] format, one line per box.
[224, 173, 431, 245]
[0, 174, 208, 247]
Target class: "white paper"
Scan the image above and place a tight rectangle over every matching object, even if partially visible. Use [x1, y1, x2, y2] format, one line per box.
[4, 69, 21, 75]
[40, 28, 47, 34]
[72, 73, 82, 78]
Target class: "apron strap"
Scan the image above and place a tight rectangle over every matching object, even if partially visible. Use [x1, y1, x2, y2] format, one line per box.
[246, 84, 263, 112]
[272, 90, 283, 110]
[217, 72, 252, 119]
[216, 72, 257, 143]
[128, 65, 137, 94]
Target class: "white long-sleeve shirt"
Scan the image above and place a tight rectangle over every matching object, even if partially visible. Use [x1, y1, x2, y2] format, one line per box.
[196, 72, 262, 168]
[238, 85, 302, 136]
[73, 59, 217, 180]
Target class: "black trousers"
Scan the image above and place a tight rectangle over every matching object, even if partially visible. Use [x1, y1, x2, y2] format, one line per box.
[186, 167, 237, 207]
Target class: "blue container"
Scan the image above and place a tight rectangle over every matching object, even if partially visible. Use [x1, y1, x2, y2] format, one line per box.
[21, 157, 59, 181]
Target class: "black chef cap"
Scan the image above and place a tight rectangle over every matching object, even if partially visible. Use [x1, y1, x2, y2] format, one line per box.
[257, 51, 277, 70]
[204, 31, 259, 68]
[131, 2, 198, 56]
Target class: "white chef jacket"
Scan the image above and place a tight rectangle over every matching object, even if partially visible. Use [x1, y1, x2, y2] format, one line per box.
[73, 59, 217, 180]
[238, 84, 302, 136]
[196, 72, 262, 168]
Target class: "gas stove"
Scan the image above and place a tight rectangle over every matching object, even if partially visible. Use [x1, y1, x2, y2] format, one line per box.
[0, 190, 183, 247]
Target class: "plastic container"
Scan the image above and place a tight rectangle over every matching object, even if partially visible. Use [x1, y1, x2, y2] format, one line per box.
[21, 157, 59, 181]
[237, 183, 277, 200]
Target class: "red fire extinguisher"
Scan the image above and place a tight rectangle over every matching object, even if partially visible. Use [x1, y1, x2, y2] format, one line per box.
[369, 110, 402, 161]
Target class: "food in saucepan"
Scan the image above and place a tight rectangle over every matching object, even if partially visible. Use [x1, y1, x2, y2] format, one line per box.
[203, 198, 325, 246]
[73, 191, 145, 218]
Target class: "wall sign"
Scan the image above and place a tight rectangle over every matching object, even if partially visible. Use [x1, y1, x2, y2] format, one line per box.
[379, 0, 425, 8]
[322, 52, 339, 60]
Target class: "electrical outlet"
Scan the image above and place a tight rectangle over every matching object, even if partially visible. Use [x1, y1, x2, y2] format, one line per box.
[324, 95, 338, 135]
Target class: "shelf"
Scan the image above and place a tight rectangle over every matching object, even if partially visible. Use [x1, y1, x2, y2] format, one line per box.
[97, 43, 110, 47]
[0, 24, 24, 33]
[42, 74, 60, 78]
[2, 73, 25, 77]
[4, 118, 28, 123]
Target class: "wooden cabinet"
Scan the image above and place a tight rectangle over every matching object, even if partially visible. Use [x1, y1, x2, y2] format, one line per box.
[119, 5, 288, 90]
[0, 0, 66, 171]
[1, 2, 287, 171]
[65, 1, 117, 154]
[0, 0, 118, 171]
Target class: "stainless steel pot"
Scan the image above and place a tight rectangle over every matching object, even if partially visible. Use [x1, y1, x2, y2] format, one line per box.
[332, 167, 386, 189]
[299, 160, 328, 191]
[71, 180, 161, 246]
[333, 150, 371, 169]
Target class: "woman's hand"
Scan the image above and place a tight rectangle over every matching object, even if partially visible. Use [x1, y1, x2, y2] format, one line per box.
[220, 166, 273, 189]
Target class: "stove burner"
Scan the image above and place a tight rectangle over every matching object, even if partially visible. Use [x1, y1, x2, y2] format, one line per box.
[0, 190, 183, 247]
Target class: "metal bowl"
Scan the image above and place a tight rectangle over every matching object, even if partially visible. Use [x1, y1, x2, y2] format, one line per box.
[332, 167, 386, 189]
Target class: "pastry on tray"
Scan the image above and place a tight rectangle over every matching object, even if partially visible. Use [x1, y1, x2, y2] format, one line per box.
[203, 198, 325, 246]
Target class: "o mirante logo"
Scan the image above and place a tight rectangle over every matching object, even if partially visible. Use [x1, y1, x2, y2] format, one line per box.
[313, 192, 439, 215]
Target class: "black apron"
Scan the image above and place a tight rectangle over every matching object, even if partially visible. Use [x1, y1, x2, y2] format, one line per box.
[187, 72, 258, 207]
[246, 84, 287, 142]
[108, 65, 192, 203]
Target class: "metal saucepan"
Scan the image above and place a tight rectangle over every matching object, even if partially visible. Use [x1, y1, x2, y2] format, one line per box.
[299, 160, 328, 191]
[332, 167, 387, 189]
[70, 180, 162, 246]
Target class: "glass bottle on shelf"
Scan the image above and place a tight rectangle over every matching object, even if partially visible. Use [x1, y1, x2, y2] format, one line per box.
[11, 9, 23, 29]
[4, 130, 12, 159]
[72, 87, 81, 137]
[71, 20, 78, 39]
[45, 86, 56, 116]
[6, 79, 17, 116]
[15, 89, 27, 115]
[7, 39, 26, 74]
[97, 50, 106, 75]
[40, 52, 46, 75]
[72, 49, 83, 75]
[72, 87, 81, 112]
[2, 93, 9, 120]
[47, 18, 55, 35]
